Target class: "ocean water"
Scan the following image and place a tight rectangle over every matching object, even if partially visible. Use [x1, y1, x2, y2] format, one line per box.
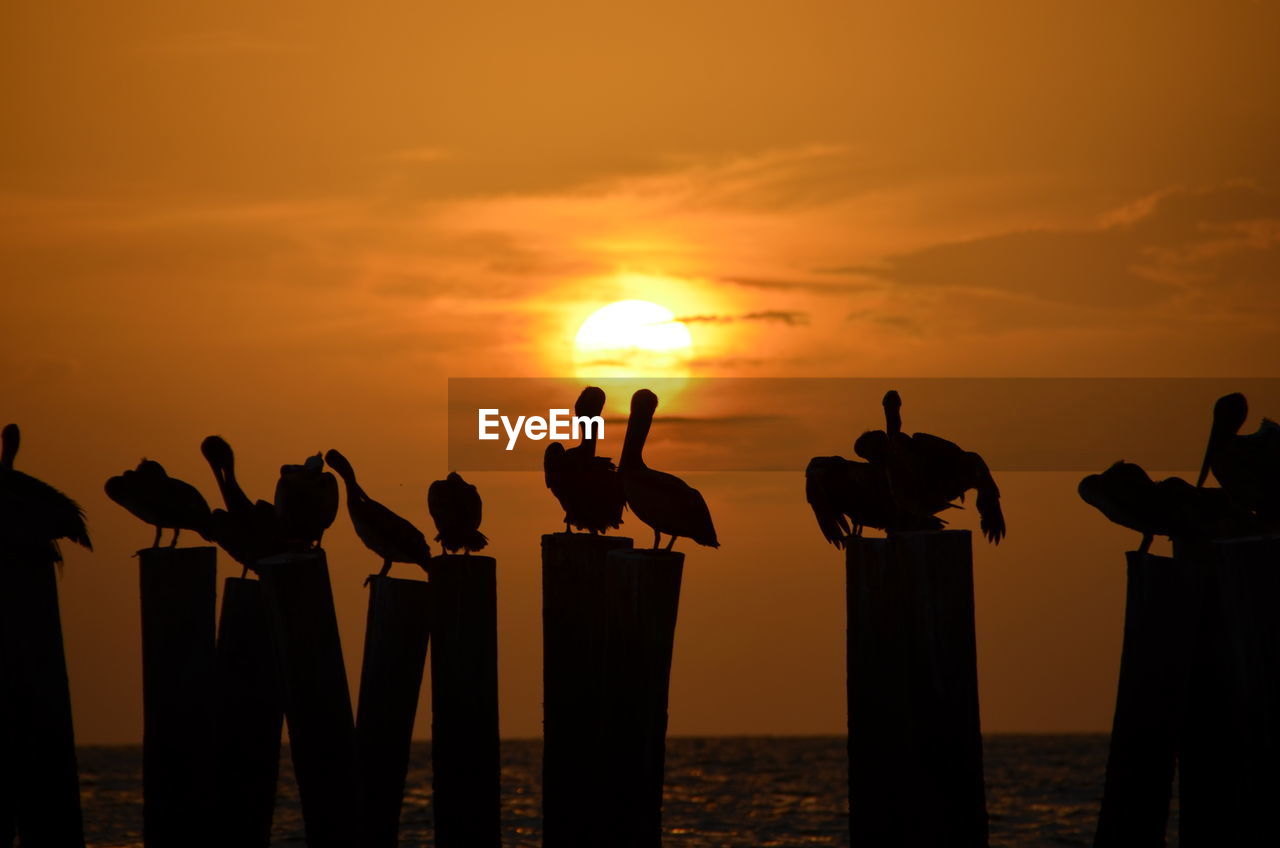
[76, 735, 1150, 847]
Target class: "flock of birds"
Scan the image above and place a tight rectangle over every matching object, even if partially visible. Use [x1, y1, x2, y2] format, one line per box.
[1078, 392, 1280, 554]
[2, 390, 1278, 576]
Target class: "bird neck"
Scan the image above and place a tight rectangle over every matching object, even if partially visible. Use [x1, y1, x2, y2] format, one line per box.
[885, 405, 902, 436]
[0, 427, 17, 470]
[621, 407, 652, 470]
[335, 466, 367, 502]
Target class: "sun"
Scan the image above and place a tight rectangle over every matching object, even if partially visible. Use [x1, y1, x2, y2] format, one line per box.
[574, 300, 693, 354]
[572, 300, 695, 398]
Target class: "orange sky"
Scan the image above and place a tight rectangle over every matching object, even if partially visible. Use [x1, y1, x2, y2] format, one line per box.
[3, 0, 1279, 744]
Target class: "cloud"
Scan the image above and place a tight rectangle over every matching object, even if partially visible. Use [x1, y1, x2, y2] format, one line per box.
[719, 275, 874, 294]
[677, 310, 809, 326]
[860, 184, 1280, 310]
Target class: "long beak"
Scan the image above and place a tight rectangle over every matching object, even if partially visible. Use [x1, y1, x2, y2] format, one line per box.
[1196, 438, 1215, 488]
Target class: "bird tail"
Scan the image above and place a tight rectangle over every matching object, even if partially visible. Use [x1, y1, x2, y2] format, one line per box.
[969, 453, 1005, 544]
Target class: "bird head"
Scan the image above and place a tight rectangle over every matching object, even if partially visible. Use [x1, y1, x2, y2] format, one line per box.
[881, 390, 903, 435]
[200, 436, 234, 472]
[324, 449, 354, 479]
[575, 386, 607, 418]
[0, 423, 18, 470]
[446, 471, 466, 485]
[631, 389, 659, 414]
[303, 453, 325, 473]
[135, 459, 167, 478]
[883, 390, 902, 410]
[1199, 392, 1248, 487]
[853, 430, 888, 462]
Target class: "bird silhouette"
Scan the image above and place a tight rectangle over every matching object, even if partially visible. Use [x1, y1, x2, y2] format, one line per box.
[428, 471, 488, 554]
[201, 435, 288, 577]
[1197, 392, 1280, 524]
[0, 423, 92, 565]
[274, 453, 339, 550]
[105, 459, 212, 548]
[1081, 460, 1255, 554]
[805, 455, 942, 548]
[854, 390, 1006, 544]
[325, 449, 431, 583]
[619, 389, 718, 551]
[543, 386, 625, 534]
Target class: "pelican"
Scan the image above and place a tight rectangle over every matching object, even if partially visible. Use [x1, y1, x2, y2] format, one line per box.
[105, 459, 212, 548]
[854, 390, 1006, 544]
[543, 386, 625, 534]
[619, 389, 718, 551]
[0, 423, 92, 565]
[805, 455, 942, 548]
[1080, 460, 1255, 554]
[428, 471, 488, 554]
[274, 453, 339, 550]
[325, 449, 431, 583]
[201, 435, 287, 577]
[1197, 392, 1280, 523]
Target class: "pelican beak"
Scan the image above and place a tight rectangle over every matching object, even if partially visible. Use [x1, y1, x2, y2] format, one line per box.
[1196, 435, 1216, 488]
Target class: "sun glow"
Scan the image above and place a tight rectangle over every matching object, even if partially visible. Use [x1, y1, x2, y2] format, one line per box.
[574, 300, 693, 354]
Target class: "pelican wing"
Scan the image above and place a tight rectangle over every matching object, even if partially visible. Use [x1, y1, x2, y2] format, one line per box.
[805, 456, 854, 548]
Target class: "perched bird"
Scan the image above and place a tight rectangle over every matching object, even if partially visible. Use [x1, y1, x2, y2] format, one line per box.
[1197, 392, 1280, 523]
[543, 386, 625, 534]
[619, 389, 718, 551]
[428, 471, 488, 554]
[854, 390, 1006, 544]
[805, 455, 942, 549]
[325, 449, 431, 583]
[274, 453, 339, 550]
[201, 435, 287, 577]
[0, 423, 92, 565]
[1080, 460, 1256, 554]
[105, 459, 212, 548]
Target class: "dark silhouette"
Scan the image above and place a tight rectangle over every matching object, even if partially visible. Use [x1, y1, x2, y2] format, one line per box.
[543, 386, 625, 534]
[0, 423, 92, 563]
[805, 456, 942, 548]
[619, 389, 718, 550]
[428, 471, 488, 554]
[274, 453, 339, 550]
[1079, 460, 1256, 554]
[105, 459, 212, 548]
[854, 390, 1006, 543]
[324, 449, 431, 582]
[201, 435, 288, 577]
[1197, 392, 1280, 522]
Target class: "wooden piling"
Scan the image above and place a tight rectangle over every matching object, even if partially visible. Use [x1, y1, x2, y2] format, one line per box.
[845, 530, 988, 848]
[0, 552, 85, 847]
[355, 575, 431, 848]
[540, 532, 634, 848]
[429, 554, 500, 848]
[1179, 536, 1280, 847]
[597, 547, 684, 848]
[213, 577, 284, 848]
[1093, 551, 1201, 847]
[138, 546, 218, 848]
[258, 550, 357, 848]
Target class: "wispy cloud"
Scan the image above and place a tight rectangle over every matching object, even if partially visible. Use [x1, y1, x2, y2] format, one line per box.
[678, 310, 809, 326]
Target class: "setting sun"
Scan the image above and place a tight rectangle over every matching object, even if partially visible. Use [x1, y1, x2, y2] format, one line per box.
[574, 300, 693, 354]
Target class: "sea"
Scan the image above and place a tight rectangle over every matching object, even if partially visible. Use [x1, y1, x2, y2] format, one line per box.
[76, 734, 1166, 847]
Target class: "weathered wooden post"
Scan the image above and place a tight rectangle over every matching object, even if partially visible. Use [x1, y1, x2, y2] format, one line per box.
[139, 545, 218, 848]
[1093, 551, 1201, 847]
[258, 550, 357, 848]
[541, 532, 634, 847]
[597, 547, 684, 848]
[213, 577, 284, 848]
[0, 553, 85, 847]
[1179, 536, 1280, 847]
[845, 530, 988, 848]
[429, 554, 500, 848]
[355, 575, 432, 848]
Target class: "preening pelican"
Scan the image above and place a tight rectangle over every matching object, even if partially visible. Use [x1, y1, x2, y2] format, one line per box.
[619, 389, 718, 551]
[0, 423, 92, 565]
[1197, 392, 1280, 523]
[1080, 460, 1255, 554]
[105, 459, 211, 548]
[855, 390, 1006, 544]
[201, 435, 287, 576]
[275, 453, 339, 550]
[543, 386, 625, 534]
[325, 449, 431, 583]
[805, 455, 941, 549]
[428, 471, 488, 554]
